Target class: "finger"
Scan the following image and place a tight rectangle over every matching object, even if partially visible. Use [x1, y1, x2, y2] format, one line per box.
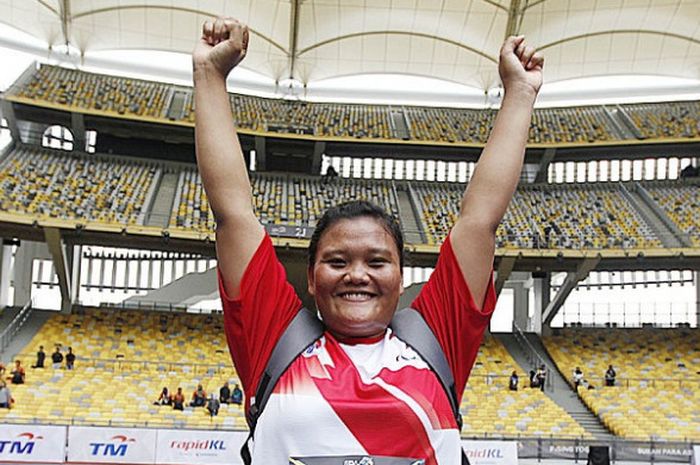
[202, 20, 214, 45]
[521, 45, 536, 66]
[501, 36, 522, 60]
[213, 17, 225, 44]
[527, 53, 545, 70]
[515, 40, 527, 60]
[223, 17, 240, 41]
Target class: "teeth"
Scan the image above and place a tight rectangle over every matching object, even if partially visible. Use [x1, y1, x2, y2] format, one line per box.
[340, 292, 373, 301]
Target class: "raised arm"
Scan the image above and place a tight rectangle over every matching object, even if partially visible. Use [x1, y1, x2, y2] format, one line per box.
[450, 36, 544, 308]
[193, 17, 264, 298]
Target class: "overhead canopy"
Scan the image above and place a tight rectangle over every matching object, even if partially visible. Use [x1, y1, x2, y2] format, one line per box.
[1, 0, 699, 92]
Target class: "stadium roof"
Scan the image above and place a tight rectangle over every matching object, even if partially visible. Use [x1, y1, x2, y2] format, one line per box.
[1, 0, 699, 104]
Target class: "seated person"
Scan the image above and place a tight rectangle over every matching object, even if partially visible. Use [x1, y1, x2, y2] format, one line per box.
[65, 347, 76, 370]
[190, 384, 207, 407]
[9, 360, 25, 385]
[51, 348, 63, 369]
[154, 387, 171, 406]
[0, 381, 13, 408]
[230, 383, 243, 405]
[172, 387, 185, 411]
[509, 371, 518, 391]
[219, 382, 231, 404]
[32, 346, 46, 369]
[573, 367, 584, 387]
[605, 365, 616, 386]
[206, 394, 220, 417]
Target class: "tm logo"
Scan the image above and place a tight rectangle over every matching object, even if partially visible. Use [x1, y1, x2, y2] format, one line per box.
[89, 435, 136, 457]
[0, 432, 44, 454]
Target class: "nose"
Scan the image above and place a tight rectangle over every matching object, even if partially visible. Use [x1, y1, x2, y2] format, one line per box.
[344, 263, 370, 284]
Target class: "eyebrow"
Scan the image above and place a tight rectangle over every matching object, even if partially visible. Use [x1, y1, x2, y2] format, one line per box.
[321, 247, 394, 256]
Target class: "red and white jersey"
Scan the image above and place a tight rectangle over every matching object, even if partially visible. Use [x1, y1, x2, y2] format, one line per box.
[220, 233, 496, 464]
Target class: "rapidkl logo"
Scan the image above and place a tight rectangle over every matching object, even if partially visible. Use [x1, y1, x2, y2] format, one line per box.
[89, 435, 136, 457]
[0, 432, 44, 454]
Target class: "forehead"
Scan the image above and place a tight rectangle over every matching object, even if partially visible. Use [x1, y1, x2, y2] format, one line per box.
[317, 216, 398, 256]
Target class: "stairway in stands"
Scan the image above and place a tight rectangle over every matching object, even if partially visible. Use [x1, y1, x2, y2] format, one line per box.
[496, 332, 615, 440]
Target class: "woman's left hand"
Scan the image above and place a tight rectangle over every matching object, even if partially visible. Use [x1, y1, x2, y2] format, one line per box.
[498, 36, 544, 96]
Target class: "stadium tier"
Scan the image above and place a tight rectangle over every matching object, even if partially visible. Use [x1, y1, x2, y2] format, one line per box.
[0, 146, 160, 225]
[7, 64, 700, 144]
[644, 181, 700, 246]
[622, 101, 700, 140]
[463, 336, 590, 438]
[2, 145, 697, 248]
[544, 328, 700, 441]
[4, 309, 587, 437]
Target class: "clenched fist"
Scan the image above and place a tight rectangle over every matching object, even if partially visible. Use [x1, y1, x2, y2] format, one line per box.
[498, 36, 544, 97]
[193, 17, 250, 79]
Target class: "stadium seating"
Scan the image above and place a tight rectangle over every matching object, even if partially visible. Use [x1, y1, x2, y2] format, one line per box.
[622, 101, 700, 139]
[170, 170, 400, 232]
[544, 328, 700, 441]
[11, 65, 698, 144]
[410, 181, 662, 248]
[460, 336, 591, 438]
[643, 181, 700, 246]
[15, 65, 171, 119]
[0, 146, 160, 225]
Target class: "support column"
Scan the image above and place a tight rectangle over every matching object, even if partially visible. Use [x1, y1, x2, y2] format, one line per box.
[531, 271, 550, 335]
[695, 270, 699, 329]
[512, 280, 529, 332]
[0, 239, 14, 308]
[12, 241, 51, 306]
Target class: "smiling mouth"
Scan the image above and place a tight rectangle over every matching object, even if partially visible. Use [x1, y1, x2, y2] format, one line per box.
[337, 292, 376, 302]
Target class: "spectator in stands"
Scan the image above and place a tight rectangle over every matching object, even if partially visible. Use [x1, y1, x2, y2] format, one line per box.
[0, 363, 4, 376]
[172, 387, 185, 411]
[605, 364, 617, 386]
[51, 347, 63, 369]
[219, 381, 231, 404]
[573, 367, 584, 387]
[191, 384, 207, 407]
[32, 346, 46, 369]
[529, 369, 539, 388]
[9, 360, 25, 385]
[65, 347, 76, 370]
[0, 380, 12, 409]
[206, 393, 220, 417]
[194, 17, 543, 462]
[536, 364, 546, 391]
[231, 383, 243, 405]
[154, 387, 172, 406]
[509, 371, 518, 391]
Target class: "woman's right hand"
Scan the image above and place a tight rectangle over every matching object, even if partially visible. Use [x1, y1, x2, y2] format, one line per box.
[193, 17, 250, 79]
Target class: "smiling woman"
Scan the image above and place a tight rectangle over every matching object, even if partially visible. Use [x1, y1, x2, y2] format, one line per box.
[194, 15, 543, 465]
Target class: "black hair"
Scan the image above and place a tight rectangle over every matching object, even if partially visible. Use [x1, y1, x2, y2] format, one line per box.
[308, 200, 404, 268]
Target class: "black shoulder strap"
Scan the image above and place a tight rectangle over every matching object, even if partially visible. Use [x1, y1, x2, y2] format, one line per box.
[241, 307, 324, 465]
[390, 307, 462, 430]
[391, 308, 470, 465]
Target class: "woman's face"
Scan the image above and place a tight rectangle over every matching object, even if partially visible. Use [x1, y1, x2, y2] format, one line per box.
[308, 216, 403, 340]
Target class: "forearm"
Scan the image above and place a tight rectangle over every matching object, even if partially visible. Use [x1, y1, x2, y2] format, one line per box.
[194, 65, 254, 223]
[460, 86, 536, 229]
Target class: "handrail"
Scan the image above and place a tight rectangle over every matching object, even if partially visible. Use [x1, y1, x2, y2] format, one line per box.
[512, 323, 552, 391]
[0, 300, 33, 355]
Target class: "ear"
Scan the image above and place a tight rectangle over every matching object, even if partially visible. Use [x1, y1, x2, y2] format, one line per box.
[307, 265, 316, 297]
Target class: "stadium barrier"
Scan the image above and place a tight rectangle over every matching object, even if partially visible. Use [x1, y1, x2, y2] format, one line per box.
[0, 423, 695, 464]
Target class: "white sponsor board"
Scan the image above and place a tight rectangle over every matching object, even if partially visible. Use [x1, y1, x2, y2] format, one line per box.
[692, 445, 700, 465]
[67, 426, 156, 464]
[156, 429, 247, 465]
[462, 440, 518, 465]
[0, 424, 66, 463]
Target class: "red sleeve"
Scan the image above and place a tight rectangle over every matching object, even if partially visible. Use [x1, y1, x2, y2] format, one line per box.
[410, 235, 496, 401]
[218, 233, 302, 403]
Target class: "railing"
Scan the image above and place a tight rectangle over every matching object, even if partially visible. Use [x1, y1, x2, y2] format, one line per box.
[11, 355, 236, 375]
[556, 302, 697, 328]
[512, 323, 552, 391]
[0, 300, 33, 355]
[577, 376, 700, 390]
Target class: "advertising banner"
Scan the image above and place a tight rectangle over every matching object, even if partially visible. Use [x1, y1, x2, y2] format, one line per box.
[615, 443, 693, 463]
[155, 429, 248, 465]
[461, 440, 518, 465]
[692, 445, 700, 465]
[67, 426, 156, 464]
[0, 424, 66, 463]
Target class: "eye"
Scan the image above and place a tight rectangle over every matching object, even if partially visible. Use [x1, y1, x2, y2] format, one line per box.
[369, 258, 388, 267]
[324, 258, 346, 267]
